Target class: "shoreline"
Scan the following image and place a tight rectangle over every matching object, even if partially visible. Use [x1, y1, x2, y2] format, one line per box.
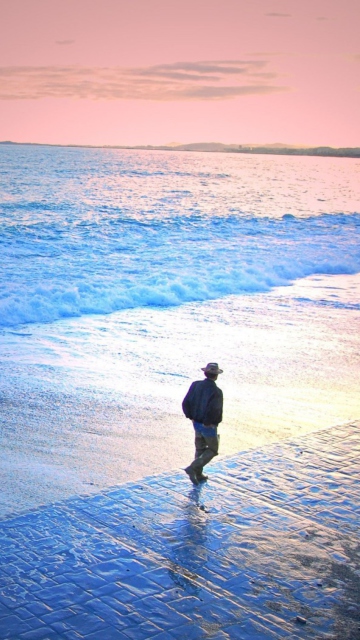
[1, 277, 359, 520]
[1, 140, 360, 159]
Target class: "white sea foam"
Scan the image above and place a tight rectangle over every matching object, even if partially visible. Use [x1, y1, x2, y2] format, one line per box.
[0, 145, 359, 328]
[1, 145, 360, 516]
[0, 211, 359, 327]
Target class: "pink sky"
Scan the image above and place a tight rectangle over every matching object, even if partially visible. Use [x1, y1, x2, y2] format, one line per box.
[0, 0, 359, 147]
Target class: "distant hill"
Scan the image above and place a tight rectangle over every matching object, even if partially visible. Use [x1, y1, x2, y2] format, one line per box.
[170, 142, 308, 151]
[147, 143, 360, 158]
[1, 140, 359, 158]
[172, 142, 231, 152]
[130, 142, 360, 157]
[234, 145, 360, 158]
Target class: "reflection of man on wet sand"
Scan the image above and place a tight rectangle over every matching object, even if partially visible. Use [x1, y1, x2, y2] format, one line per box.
[182, 363, 223, 485]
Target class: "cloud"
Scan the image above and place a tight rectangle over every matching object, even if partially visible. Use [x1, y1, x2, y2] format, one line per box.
[266, 12, 291, 17]
[0, 60, 288, 101]
[55, 40, 75, 46]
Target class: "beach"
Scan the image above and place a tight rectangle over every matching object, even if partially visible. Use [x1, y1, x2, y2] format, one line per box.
[0, 145, 359, 518]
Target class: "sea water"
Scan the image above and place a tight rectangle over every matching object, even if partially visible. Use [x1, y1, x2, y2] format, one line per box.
[1, 144, 359, 516]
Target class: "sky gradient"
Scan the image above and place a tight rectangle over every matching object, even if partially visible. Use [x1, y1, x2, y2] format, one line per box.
[0, 0, 359, 146]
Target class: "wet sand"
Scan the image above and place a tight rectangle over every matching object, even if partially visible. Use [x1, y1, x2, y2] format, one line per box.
[1, 275, 359, 519]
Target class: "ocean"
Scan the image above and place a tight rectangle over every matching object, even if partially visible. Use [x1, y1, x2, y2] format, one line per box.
[1, 144, 359, 517]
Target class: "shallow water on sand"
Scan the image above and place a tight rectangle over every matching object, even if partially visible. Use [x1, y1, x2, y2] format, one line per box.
[1, 147, 359, 517]
[1, 273, 359, 519]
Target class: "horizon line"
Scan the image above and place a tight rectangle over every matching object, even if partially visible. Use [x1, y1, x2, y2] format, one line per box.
[1, 139, 360, 158]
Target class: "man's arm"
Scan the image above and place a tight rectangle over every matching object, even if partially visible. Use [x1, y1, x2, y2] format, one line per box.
[182, 382, 196, 419]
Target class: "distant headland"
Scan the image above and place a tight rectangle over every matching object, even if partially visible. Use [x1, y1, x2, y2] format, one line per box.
[128, 142, 360, 158]
[1, 140, 359, 158]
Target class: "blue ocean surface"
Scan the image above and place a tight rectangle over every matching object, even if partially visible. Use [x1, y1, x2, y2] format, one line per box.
[0, 144, 359, 517]
[0, 145, 359, 328]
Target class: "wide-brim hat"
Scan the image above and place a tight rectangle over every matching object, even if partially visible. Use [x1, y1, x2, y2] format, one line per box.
[201, 362, 223, 375]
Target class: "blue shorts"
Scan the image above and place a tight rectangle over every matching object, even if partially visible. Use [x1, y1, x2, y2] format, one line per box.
[193, 421, 217, 438]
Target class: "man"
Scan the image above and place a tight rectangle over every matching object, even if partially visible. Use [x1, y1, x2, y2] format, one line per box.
[182, 362, 223, 485]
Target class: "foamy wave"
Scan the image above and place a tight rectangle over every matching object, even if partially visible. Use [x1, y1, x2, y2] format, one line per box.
[1, 145, 360, 328]
[1, 213, 359, 328]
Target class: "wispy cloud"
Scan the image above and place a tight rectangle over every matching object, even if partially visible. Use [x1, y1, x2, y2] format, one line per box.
[266, 12, 291, 18]
[0, 60, 288, 101]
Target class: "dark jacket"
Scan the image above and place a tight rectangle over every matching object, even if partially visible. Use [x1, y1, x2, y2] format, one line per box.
[182, 378, 223, 426]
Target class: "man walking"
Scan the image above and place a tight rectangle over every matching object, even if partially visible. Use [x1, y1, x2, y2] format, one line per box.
[182, 363, 223, 485]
